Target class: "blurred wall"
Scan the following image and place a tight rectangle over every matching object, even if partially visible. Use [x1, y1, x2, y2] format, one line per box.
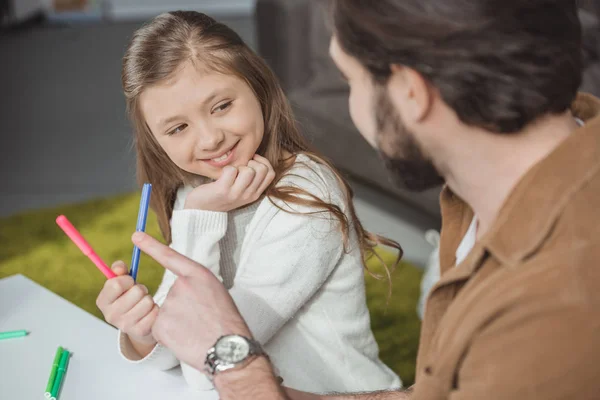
[104, 0, 254, 20]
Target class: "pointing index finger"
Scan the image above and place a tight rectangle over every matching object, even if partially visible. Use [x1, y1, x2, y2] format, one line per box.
[131, 232, 205, 277]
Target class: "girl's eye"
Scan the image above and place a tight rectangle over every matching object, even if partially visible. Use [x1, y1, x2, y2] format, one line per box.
[167, 124, 187, 136]
[213, 101, 233, 114]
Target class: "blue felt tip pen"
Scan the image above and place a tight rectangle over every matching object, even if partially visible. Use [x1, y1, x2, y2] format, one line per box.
[130, 183, 152, 282]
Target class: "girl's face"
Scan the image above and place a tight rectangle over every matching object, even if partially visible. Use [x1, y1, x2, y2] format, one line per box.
[140, 61, 265, 180]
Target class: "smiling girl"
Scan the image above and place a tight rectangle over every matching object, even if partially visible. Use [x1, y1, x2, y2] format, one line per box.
[95, 11, 403, 394]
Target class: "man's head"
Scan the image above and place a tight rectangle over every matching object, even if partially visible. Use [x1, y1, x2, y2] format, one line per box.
[329, 0, 582, 191]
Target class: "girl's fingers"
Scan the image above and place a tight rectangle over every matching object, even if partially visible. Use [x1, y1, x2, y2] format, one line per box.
[257, 165, 276, 195]
[111, 260, 129, 276]
[217, 166, 238, 187]
[111, 284, 148, 317]
[252, 154, 271, 167]
[253, 154, 275, 178]
[131, 305, 160, 338]
[123, 295, 156, 328]
[98, 274, 135, 307]
[247, 160, 269, 193]
[252, 154, 276, 194]
[231, 166, 256, 195]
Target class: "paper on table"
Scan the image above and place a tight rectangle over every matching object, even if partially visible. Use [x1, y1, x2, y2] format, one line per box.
[0, 274, 218, 400]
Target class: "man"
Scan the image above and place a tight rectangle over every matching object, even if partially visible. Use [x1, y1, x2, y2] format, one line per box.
[132, 0, 600, 398]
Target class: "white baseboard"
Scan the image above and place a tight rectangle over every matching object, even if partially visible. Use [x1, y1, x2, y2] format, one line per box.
[105, 1, 254, 21]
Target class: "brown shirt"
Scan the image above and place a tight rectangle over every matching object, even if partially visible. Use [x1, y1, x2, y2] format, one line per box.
[412, 93, 600, 400]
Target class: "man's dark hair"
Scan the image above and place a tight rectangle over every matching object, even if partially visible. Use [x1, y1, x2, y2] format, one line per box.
[332, 0, 583, 133]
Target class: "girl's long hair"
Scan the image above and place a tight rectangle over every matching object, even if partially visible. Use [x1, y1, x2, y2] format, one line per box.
[122, 11, 402, 279]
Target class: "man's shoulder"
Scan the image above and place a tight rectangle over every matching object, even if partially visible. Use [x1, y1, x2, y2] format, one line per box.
[479, 208, 600, 317]
[527, 175, 600, 302]
[489, 161, 600, 306]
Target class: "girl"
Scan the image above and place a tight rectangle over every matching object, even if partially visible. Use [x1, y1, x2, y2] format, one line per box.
[96, 11, 403, 394]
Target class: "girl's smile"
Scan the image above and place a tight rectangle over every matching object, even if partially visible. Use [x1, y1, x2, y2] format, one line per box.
[200, 140, 239, 168]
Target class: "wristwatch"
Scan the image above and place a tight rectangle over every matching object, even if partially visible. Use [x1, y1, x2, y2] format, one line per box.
[204, 334, 267, 380]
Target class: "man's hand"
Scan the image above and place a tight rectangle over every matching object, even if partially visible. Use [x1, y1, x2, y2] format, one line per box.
[131, 231, 251, 371]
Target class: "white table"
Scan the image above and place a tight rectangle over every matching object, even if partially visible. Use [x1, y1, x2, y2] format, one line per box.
[0, 274, 218, 399]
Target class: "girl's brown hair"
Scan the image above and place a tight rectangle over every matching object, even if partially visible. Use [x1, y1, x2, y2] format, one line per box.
[122, 11, 402, 278]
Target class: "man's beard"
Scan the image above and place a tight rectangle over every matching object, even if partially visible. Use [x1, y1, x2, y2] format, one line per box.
[374, 86, 445, 192]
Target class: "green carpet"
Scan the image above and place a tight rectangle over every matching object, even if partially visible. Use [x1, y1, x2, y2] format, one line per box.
[0, 193, 421, 386]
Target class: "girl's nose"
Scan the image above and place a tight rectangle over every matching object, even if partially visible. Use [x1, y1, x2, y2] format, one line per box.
[196, 129, 225, 152]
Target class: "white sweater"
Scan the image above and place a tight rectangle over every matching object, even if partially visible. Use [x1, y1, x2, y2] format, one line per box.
[118, 154, 401, 393]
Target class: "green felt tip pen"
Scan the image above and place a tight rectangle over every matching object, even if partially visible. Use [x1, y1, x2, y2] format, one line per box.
[0, 330, 28, 340]
[50, 350, 70, 399]
[44, 346, 64, 396]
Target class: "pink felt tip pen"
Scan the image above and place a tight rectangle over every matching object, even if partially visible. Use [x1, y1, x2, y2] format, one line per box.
[55, 215, 116, 279]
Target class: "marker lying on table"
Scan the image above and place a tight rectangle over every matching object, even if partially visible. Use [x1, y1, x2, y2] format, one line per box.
[130, 183, 152, 282]
[0, 330, 28, 340]
[50, 348, 70, 400]
[44, 346, 63, 398]
[56, 215, 116, 279]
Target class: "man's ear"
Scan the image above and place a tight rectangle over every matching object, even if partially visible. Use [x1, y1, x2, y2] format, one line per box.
[388, 64, 433, 123]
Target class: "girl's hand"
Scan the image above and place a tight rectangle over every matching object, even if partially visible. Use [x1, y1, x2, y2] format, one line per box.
[96, 261, 159, 345]
[184, 154, 276, 212]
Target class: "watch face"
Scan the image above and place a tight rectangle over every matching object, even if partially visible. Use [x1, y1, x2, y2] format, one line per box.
[215, 335, 250, 363]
